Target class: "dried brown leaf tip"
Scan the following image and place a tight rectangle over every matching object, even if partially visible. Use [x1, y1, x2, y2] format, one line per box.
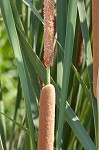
[44, 0, 54, 67]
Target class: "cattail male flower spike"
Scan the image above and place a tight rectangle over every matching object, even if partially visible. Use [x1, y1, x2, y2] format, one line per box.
[44, 0, 54, 67]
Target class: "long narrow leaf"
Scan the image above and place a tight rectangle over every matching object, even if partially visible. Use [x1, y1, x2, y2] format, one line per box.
[9, 79, 22, 150]
[57, 0, 66, 89]
[0, 136, 4, 150]
[0, 83, 6, 150]
[65, 103, 96, 150]
[0, 112, 30, 135]
[23, 0, 43, 24]
[72, 64, 91, 103]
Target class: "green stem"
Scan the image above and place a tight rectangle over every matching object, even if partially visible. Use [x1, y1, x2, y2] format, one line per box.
[47, 66, 50, 84]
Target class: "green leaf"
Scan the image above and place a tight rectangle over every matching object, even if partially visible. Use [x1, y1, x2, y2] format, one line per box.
[65, 103, 96, 150]
[23, 0, 44, 24]
[0, 136, 4, 150]
[9, 79, 22, 150]
[0, 111, 30, 135]
[0, 102, 6, 150]
[0, 82, 6, 150]
[72, 64, 91, 103]
[57, 0, 66, 89]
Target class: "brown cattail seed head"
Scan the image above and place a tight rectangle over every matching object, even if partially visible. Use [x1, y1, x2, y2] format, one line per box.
[38, 84, 55, 150]
[76, 27, 83, 68]
[92, 0, 99, 98]
[44, 0, 54, 67]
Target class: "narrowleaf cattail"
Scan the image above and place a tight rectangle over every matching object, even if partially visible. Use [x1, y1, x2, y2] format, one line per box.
[92, 0, 99, 98]
[38, 84, 55, 150]
[44, 0, 54, 67]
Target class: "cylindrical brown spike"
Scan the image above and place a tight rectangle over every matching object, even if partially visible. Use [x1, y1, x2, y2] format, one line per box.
[38, 84, 55, 150]
[44, 0, 54, 67]
[76, 27, 83, 68]
[92, 0, 99, 98]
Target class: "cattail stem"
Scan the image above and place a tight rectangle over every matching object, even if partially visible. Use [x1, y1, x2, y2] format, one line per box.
[38, 84, 55, 150]
[47, 67, 50, 84]
[92, 0, 99, 98]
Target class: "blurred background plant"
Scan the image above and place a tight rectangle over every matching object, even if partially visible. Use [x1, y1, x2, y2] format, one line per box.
[0, 0, 98, 150]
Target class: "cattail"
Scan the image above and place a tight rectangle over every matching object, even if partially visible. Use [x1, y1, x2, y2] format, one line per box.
[44, 0, 54, 67]
[38, 84, 55, 150]
[92, 0, 99, 98]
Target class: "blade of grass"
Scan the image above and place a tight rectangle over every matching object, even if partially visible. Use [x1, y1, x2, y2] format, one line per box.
[72, 64, 91, 103]
[0, 0, 36, 148]
[9, 79, 22, 150]
[56, 0, 77, 149]
[23, 54, 39, 129]
[65, 102, 96, 150]
[24, 4, 31, 37]
[0, 136, 4, 150]
[30, 0, 43, 52]
[85, 0, 91, 28]
[0, 83, 6, 150]
[10, 0, 24, 33]
[24, 54, 40, 100]
[16, 0, 22, 15]
[0, 111, 30, 135]
[57, 0, 66, 89]
[23, 0, 43, 24]
[56, 2, 66, 143]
